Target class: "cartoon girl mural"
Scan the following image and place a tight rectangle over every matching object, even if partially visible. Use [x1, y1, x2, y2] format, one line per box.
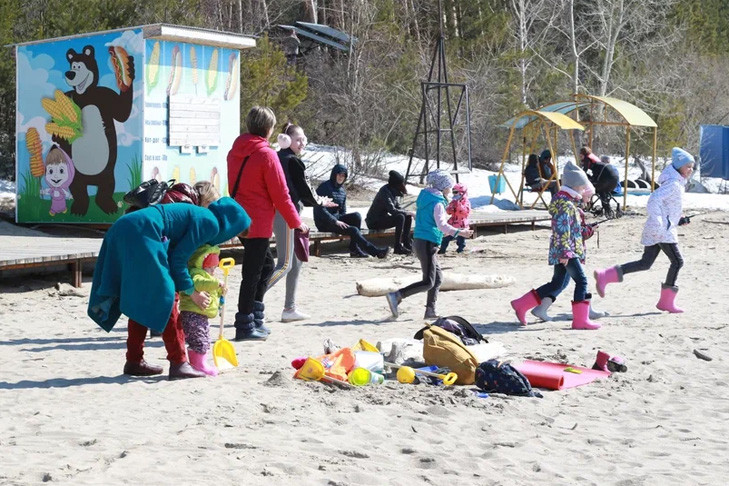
[41, 145, 76, 216]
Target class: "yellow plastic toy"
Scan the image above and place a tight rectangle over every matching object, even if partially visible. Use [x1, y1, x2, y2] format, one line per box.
[213, 257, 237, 370]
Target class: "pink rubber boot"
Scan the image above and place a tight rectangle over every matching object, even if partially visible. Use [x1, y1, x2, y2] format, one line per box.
[511, 289, 541, 326]
[592, 350, 611, 372]
[594, 265, 622, 298]
[188, 349, 218, 376]
[656, 284, 684, 313]
[571, 300, 601, 330]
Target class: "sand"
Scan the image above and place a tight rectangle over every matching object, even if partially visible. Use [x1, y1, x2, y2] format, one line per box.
[1, 210, 729, 485]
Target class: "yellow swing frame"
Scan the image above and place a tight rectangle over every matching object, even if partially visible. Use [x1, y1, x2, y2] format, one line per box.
[490, 110, 584, 210]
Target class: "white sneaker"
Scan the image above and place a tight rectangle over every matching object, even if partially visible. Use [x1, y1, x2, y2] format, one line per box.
[281, 308, 311, 322]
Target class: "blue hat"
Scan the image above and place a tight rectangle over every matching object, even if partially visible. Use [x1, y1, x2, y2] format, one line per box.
[671, 147, 694, 170]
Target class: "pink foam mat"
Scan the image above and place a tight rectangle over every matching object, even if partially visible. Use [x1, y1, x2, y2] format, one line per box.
[515, 360, 611, 390]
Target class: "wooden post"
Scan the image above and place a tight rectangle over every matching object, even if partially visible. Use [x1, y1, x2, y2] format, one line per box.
[490, 125, 520, 206]
[624, 127, 631, 209]
[651, 126, 658, 192]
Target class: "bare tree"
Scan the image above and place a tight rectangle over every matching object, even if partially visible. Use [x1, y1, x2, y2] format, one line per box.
[509, 0, 561, 105]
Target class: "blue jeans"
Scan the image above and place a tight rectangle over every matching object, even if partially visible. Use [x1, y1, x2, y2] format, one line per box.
[438, 235, 466, 253]
[536, 258, 588, 302]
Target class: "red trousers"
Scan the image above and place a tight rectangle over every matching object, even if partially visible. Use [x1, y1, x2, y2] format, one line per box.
[126, 294, 187, 364]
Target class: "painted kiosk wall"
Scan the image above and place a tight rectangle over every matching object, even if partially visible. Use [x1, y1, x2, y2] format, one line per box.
[15, 24, 255, 223]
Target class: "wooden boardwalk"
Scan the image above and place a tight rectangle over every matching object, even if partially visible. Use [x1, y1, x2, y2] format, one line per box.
[0, 221, 102, 287]
[0, 209, 550, 286]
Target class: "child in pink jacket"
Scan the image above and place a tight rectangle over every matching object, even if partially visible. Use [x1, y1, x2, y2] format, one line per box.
[438, 183, 471, 254]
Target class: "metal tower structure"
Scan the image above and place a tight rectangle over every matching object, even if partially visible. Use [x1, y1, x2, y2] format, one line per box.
[405, 0, 472, 183]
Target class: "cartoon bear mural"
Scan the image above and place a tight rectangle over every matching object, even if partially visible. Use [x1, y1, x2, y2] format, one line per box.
[54, 45, 135, 215]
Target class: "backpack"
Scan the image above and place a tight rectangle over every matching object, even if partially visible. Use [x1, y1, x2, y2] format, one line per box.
[123, 179, 175, 209]
[421, 324, 479, 385]
[475, 360, 542, 398]
[415, 315, 485, 346]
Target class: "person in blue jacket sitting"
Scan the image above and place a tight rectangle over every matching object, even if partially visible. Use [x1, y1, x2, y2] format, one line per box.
[314, 164, 389, 258]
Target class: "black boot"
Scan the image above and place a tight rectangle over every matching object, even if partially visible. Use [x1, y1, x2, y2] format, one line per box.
[234, 312, 268, 341]
[168, 361, 206, 380]
[253, 301, 271, 335]
[394, 244, 411, 255]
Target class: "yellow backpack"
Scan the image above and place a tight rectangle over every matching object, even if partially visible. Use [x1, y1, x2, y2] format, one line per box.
[422, 324, 479, 385]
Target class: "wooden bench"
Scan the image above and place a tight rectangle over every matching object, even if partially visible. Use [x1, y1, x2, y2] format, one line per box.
[219, 211, 550, 256]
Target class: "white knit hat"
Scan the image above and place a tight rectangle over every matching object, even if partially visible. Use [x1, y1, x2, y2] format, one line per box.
[426, 169, 455, 191]
[561, 161, 590, 190]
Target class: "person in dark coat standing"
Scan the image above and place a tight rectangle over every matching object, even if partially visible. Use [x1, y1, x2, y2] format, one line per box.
[314, 164, 389, 258]
[267, 122, 337, 323]
[365, 170, 414, 255]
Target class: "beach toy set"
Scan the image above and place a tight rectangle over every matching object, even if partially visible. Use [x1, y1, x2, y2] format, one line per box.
[291, 338, 459, 388]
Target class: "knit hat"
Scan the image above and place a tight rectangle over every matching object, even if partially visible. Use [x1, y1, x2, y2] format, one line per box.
[426, 169, 455, 192]
[202, 252, 219, 269]
[453, 182, 467, 194]
[561, 161, 590, 190]
[388, 170, 407, 194]
[540, 149, 552, 161]
[672, 147, 694, 170]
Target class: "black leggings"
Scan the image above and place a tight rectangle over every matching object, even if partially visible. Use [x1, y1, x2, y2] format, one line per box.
[366, 213, 412, 246]
[319, 212, 380, 255]
[236, 238, 275, 318]
[620, 243, 684, 287]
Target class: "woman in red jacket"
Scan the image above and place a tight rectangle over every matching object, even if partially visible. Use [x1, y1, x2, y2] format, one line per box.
[227, 106, 309, 341]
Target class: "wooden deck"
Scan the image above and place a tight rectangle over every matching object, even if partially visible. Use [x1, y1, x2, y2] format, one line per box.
[0, 222, 102, 287]
[0, 209, 550, 286]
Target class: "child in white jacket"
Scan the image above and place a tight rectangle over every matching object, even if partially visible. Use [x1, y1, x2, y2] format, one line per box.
[593, 147, 694, 313]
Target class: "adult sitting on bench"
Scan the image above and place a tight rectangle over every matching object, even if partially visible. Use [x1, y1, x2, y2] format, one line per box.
[365, 170, 414, 255]
[314, 164, 389, 259]
[524, 151, 558, 197]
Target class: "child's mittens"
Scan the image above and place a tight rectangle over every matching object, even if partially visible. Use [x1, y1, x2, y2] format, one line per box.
[582, 225, 595, 240]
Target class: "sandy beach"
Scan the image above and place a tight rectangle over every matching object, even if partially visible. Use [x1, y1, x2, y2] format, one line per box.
[1, 208, 729, 485]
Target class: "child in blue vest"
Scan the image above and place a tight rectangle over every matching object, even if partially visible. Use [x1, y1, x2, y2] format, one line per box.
[385, 170, 473, 319]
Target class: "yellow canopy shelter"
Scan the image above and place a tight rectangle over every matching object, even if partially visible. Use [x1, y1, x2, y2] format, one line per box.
[494, 95, 658, 209]
[490, 110, 585, 209]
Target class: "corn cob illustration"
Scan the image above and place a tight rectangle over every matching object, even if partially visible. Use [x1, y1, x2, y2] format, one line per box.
[190, 46, 198, 91]
[211, 167, 220, 192]
[189, 167, 196, 184]
[147, 41, 161, 93]
[224, 53, 239, 101]
[26, 128, 44, 177]
[206, 48, 219, 96]
[166, 45, 182, 96]
[41, 90, 82, 142]
[45, 123, 77, 141]
[172, 166, 180, 183]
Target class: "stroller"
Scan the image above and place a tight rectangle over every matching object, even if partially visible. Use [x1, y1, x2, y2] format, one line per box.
[585, 162, 623, 219]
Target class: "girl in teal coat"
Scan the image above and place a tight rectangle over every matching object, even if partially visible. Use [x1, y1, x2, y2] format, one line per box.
[88, 197, 250, 334]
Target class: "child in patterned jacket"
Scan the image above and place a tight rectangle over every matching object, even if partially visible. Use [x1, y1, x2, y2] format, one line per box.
[438, 183, 471, 254]
[510, 161, 602, 330]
